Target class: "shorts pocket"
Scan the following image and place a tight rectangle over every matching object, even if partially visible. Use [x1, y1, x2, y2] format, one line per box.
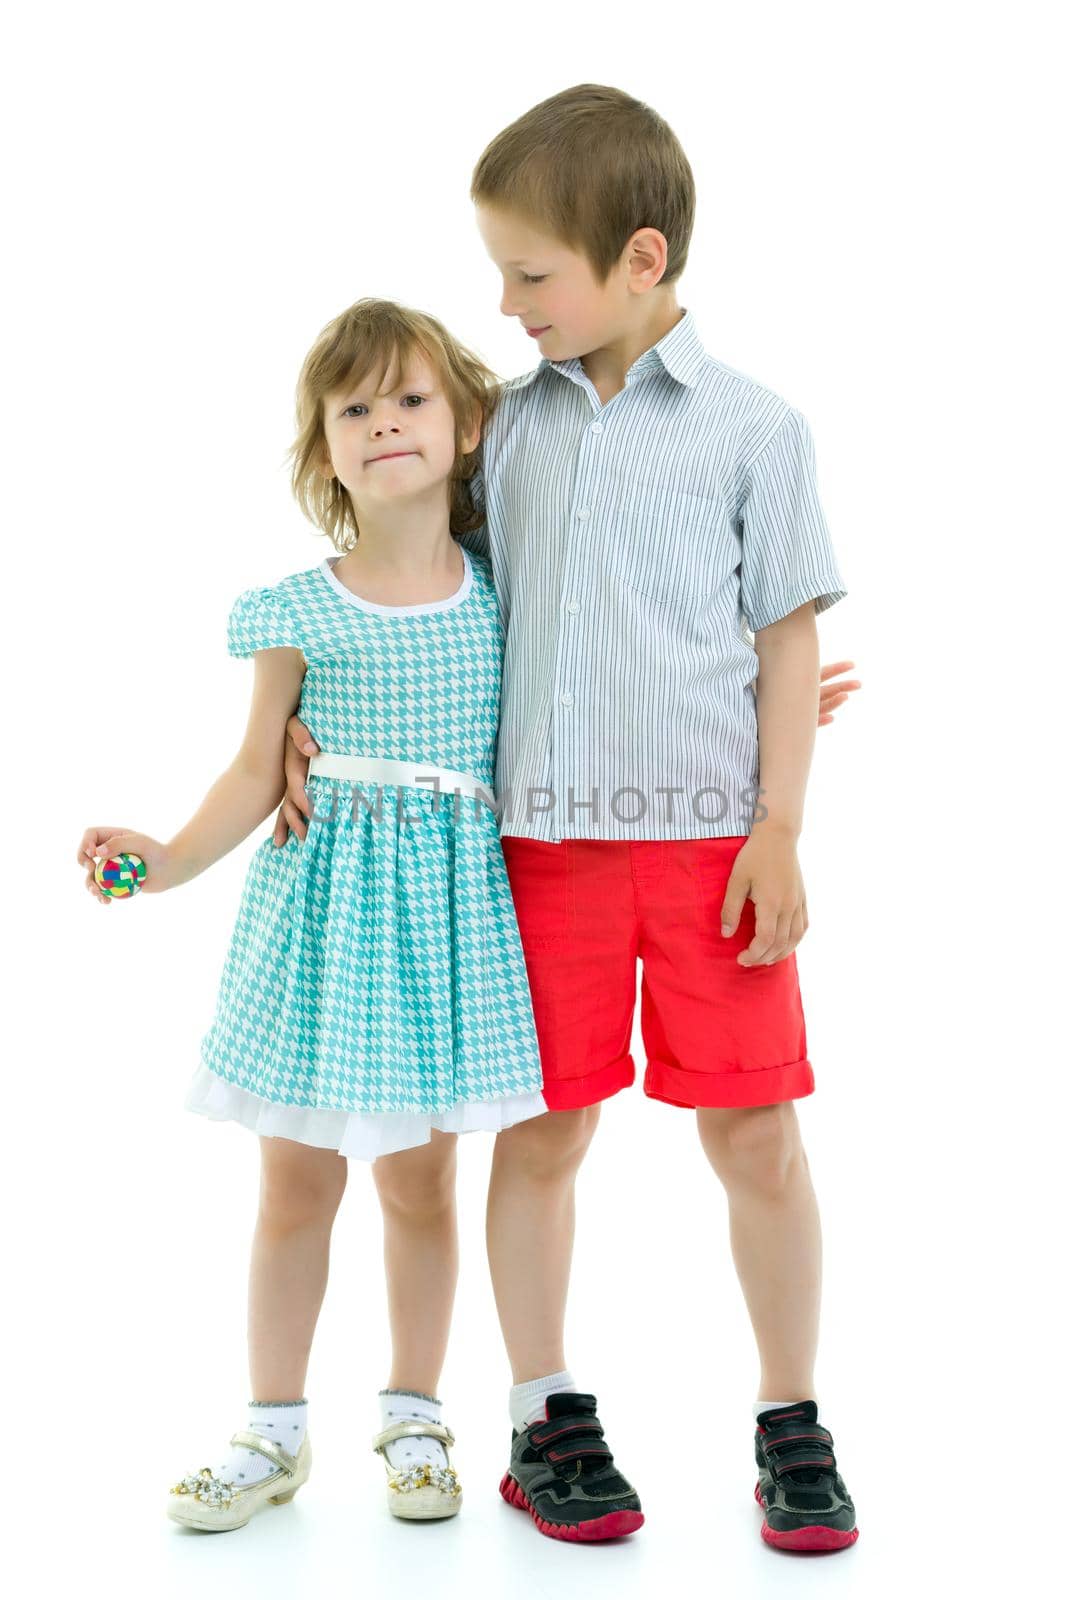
[693, 838, 751, 938]
[500, 838, 574, 947]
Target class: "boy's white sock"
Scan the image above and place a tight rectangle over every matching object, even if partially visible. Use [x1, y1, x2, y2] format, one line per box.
[752, 1398, 808, 1421]
[212, 1398, 308, 1487]
[509, 1369, 578, 1432]
[378, 1388, 449, 1471]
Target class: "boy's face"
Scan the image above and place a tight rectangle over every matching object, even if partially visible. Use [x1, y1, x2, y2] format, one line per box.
[320, 352, 477, 511]
[475, 203, 633, 362]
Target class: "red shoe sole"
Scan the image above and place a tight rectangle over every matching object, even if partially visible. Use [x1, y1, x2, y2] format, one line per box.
[499, 1471, 644, 1541]
[754, 1483, 859, 1551]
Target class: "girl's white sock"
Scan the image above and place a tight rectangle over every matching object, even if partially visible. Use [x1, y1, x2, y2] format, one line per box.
[509, 1369, 578, 1432]
[213, 1398, 308, 1487]
[378, 1389, 449, 1471]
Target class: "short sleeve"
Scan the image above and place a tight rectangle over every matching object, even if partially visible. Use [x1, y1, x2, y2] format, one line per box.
[738, 408, 846, 632]
[226, 586, 303, 657]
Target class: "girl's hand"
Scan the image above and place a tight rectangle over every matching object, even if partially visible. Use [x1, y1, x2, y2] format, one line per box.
[77, 826, 175, 903]
[271, 713, 319, 848]
[719, 828, 808, 966]
[818, 659, 862, 726]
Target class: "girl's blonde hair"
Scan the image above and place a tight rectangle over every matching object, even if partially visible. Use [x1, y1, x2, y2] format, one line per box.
[288, 297, 501, 553]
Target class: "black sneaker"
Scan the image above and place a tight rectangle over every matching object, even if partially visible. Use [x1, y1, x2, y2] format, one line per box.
[754, 1400, 858, 1551]
[500, 1391, 644, 1541]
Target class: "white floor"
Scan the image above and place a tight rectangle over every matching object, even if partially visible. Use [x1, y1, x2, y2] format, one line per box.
[22, 1067, 1013, 1600]
[83, 1414, 877, 1600]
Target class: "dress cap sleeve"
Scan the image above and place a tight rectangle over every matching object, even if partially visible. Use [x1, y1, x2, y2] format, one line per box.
[226, 586, 303, 657]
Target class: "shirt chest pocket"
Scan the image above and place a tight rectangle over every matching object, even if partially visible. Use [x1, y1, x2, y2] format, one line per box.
[615, 486, 740, 606]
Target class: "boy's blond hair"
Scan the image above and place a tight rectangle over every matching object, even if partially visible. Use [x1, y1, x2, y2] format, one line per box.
[288, 298, 500, 553]
[470, 84, 695, 286]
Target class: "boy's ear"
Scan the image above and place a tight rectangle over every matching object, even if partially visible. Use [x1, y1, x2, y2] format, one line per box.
[625, 226, 670, 293]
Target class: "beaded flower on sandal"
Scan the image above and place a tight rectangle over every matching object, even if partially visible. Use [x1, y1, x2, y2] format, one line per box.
[371, 1420, 463, 1520]
[172, 1467, 239, 1509]
[167, 1431, 311, 1532]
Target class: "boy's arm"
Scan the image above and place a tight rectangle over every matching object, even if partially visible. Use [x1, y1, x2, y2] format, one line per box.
[81, 648, 306, 895]
[718, 602, 819, 964]
[751, 602, 820, 839]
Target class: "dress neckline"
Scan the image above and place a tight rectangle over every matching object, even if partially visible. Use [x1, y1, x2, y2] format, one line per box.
[318, 546, 473, 615]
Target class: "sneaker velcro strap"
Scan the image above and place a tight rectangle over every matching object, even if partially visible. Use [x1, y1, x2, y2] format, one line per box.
[763, 1425, 834, 1453]
[545, 1442, 613, 1464]
[528, 1417, 606, 1448]
[767, 1447, 836, 1480]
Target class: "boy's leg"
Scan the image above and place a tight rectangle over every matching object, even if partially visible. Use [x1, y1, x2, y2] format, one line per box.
[485, 1103, 601, 1382]
[489, 837, 645, 1539]
[695, 1102, 821, 1400]
[636, 839, 857, 1549]
[492, 836, 638, 1390]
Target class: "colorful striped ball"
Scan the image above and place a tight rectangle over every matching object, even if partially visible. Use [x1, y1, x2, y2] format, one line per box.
[95, 852, 147, 899]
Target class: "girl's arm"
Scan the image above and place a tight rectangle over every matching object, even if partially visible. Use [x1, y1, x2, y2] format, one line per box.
[79, 647, 306, 899]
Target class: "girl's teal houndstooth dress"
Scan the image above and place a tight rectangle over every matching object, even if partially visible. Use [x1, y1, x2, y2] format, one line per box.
[186, 546, 547, 1160]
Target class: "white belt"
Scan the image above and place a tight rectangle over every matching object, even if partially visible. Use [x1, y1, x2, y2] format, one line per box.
[308, 752, 497, 809]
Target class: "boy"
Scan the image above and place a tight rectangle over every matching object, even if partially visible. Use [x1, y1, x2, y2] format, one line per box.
[277, 85, 860, 1551]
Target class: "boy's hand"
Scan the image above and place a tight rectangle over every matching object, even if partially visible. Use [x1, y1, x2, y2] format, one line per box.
[271, 714, 319, 847]
[77, 826, 175, 903]
[818, 660, 861, 726]
[720, 828, 808, 966]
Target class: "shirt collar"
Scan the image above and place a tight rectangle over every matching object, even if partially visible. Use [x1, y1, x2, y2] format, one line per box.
[536, 306, 706, 391]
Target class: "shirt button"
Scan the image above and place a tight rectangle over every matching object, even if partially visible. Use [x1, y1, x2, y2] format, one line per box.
[577, 507, 591, 520]
[590, 423, 603, 435]
[566, 600, 580, 615]
[560, 692, 574, 707]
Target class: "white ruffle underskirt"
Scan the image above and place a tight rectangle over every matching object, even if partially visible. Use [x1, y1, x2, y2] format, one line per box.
[184, 1065, 549, 1162]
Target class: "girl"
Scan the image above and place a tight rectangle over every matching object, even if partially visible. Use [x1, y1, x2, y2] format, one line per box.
[77, 298, 548, 1531]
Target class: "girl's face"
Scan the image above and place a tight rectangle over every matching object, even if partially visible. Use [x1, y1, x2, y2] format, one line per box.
[320, 352, 477, 511]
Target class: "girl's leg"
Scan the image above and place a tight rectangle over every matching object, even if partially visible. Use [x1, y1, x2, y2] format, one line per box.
[696, 1101, 822, 1401]
[371, 1128, 460, 1395]
[249, 1134, 348, 1398]
[484, 1105, 601, 1382]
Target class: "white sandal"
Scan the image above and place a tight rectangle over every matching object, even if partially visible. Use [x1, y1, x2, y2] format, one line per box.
[371, 1420, 463, 1519]
[167, 1430, 312, 1531]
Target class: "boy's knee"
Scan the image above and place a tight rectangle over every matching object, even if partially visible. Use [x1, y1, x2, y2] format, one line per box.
[496, 1104, 600, 1180]
[698, 1102, 804, 1194]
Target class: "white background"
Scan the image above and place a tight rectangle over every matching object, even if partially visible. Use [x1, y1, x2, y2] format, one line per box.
[6, 2, 1063, 1595]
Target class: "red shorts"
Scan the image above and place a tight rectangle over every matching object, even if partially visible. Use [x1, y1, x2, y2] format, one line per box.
[500, 836, 814, 1112]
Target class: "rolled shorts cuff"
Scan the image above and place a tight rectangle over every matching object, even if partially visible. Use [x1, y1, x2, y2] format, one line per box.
[643, 1056, 815, 1110]
[541, 1055, 636, 1112]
